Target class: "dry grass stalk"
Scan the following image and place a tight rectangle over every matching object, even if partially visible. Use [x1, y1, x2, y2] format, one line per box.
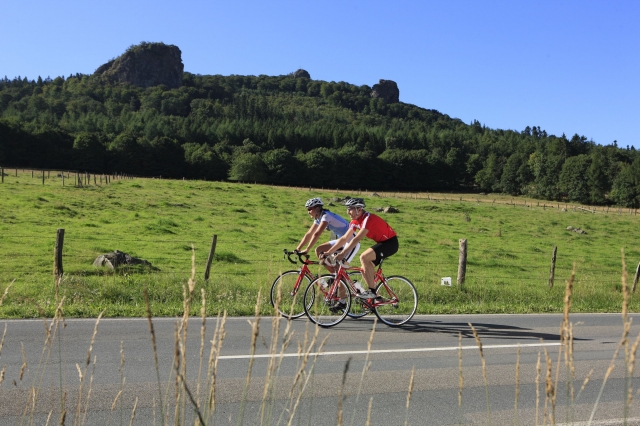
[177, 370, 206, 425]
[109, 386, 124, 412]
[514, 344, 520, 425]
[259, 297, 283, 425]
[336, 357, 352, 426]
[260, 295, 297, 426]
[618, 249, 638, 422]
[106, 341, 127, 426]
[469, 323, 491, 423]
[128, 396, 138, 426]
[19, 342, 27, 382]
[543, 346, 555, 425]
[284, 332, 328, 426]
[404, 366, 416, 426]
[578, 369, 594, 399]
[588, 335, 626, 424]
[74, 311, 103, 426]
[535, 351, 541, 426]
[143, 287, 164, 422]
[0, 279, 14, 306]
[347, 318, 377, 426]
[0, 324, 6, 357]
[238, 290, 262, 425]
[81, 356, 97, 425]
[206, 311, 227, 419]
[55, 274, 61, 302]
[458, 332, 464, 420]
[23, 297, 66, 424]
[0, 365, 6, 387]
[556, 265, 575, 424]
[626, 332, 640, 410]
[196, 287, 207, 407]
[366, 397, 373, 426]
[173, 321, 182, 425]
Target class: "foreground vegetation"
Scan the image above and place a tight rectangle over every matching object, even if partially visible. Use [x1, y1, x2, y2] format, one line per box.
[1, 254, 639, 424]
[0, 172, 639, 318]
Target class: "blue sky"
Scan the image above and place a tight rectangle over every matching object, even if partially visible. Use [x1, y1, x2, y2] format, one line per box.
[3, 0, 639, 148]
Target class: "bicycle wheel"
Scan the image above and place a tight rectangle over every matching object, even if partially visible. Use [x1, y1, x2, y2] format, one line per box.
[345, 271, 369, 319]
[303, 274, 351, 327]
[374, 276, 418, 326]
[270, 270, 311, 319]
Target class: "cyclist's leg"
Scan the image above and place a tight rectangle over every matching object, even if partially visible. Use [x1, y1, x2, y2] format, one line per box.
[315, 240, 336, 273]
[359, 248, 377, 291]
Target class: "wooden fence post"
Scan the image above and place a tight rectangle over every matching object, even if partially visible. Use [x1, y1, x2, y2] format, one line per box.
[204, 235, 218, 281]
[1, 167, 3, 183]
[42, 170, 45, 185]
[62, 174, 64, 186]
[54, 228, 65, 278]
[548, 246, 557, 288]
[457, 239, 467, 288]
[632, 262, 640, 294]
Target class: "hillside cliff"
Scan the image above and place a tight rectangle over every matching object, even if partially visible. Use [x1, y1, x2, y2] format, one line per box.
[94, 42, 183, 89]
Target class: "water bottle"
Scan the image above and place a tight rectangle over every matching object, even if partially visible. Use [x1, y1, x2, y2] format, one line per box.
[354, 281, 365, 294]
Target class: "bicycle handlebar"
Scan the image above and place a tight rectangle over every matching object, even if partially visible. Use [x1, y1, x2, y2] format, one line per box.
[283, 249, 310, 265]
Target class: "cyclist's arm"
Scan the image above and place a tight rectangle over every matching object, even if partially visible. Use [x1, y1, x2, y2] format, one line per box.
[301, 221, 329, 253]
[336, 228, 368, 260]
[295, 222, 322, 253]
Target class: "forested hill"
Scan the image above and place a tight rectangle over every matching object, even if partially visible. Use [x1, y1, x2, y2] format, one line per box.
[0, 44, 639, 206]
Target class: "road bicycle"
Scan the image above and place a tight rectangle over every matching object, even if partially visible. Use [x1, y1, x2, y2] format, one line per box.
[270, 249, 318, 319]
[303, 255, 418, 327]
[270, 249, 369, 320]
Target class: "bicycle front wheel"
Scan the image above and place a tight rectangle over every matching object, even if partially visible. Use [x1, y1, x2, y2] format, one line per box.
[374, 276, 418, 326]
[270, 270, 310, 319]
[303, 275, 351, 327]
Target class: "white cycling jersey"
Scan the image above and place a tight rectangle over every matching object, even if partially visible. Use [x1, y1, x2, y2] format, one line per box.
[314, 210, 351, 238]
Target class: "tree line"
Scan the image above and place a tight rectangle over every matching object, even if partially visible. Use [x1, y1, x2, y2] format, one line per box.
[0, 72, 639, 207]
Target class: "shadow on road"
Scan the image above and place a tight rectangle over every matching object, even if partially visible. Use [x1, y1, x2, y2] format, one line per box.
[377, 319, 588, 342]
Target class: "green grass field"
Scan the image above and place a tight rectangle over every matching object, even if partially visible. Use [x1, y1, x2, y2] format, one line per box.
[1, 170, 639, 318]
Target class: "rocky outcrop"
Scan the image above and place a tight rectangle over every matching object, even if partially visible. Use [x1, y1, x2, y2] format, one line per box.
[93, 250, 158, 270]
[94, 42, 184, 89]
[371, 79, 399, 103]
[292, 69, 311, 79]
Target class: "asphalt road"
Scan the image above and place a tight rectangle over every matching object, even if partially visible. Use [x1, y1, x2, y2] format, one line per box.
[1, 313, 639, 425]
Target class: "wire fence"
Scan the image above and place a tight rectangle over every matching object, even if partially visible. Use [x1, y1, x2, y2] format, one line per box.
[1, 231, 638, 291]
[2, 167, 640, 216]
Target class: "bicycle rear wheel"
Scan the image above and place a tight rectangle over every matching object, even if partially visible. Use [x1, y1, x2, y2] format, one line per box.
[374, 276, 418, 326]
[270, 270, 310, 319]
[303, 275, 351, 327]
[345, 271, 369, 319]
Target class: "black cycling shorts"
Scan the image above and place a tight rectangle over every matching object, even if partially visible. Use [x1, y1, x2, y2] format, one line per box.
[371, 236, 399, 266]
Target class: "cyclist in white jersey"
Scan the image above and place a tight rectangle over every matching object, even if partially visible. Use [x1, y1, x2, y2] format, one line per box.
[295, 198, 360, 273]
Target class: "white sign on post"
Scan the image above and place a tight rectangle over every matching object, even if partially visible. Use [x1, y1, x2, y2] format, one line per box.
[441, 277, 452, 286]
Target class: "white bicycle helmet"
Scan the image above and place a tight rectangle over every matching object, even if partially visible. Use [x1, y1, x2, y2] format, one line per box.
[305, 197, 324, 208]
[344, 198, 365, 208]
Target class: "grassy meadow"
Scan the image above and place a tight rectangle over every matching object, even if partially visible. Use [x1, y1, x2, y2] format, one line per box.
[0, 169, 639, 318]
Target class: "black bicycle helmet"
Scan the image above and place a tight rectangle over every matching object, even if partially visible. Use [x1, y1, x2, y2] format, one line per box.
[344, 198, 365, 208]
[305, 197, 324, 208]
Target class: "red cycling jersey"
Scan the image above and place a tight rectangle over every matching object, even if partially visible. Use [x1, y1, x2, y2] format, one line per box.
[349, 212, 397, 243]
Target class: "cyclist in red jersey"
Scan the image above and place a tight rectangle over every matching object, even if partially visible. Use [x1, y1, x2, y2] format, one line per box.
[321, 197, 399, 300]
